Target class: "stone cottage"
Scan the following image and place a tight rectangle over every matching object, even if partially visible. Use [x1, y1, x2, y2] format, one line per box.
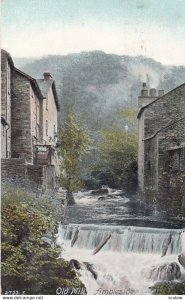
[138, 82, 185, 216]
[1, 49, 60, 190]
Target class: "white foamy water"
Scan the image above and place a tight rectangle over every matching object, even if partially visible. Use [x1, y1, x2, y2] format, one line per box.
[73, 188, 128, 204]
[56, 224, 185, 295]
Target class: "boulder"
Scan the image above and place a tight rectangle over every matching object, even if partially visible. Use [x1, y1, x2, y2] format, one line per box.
[148, 262, 181, 282]
[91, 188, 109, 195]
[69, 259, 81, 270]
[178, 253, 185, 269]
[66, 189, 75, 205]
[83, 262, 98, 280]
[98, 196, 106, 201]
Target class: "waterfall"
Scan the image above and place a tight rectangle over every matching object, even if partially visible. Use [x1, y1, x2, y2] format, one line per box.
[56, 188, 185, 295]
[56, 224, 185, 294]
[57, 224, 182, 255]
[182, 230, 185, 252]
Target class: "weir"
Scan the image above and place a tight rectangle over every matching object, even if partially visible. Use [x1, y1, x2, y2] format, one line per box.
[56, 191, 185, 295]
[57, 224, 183, 255]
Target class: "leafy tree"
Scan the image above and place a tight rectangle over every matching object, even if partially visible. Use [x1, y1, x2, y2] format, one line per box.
[58, 112, 89, 204]
[96, 129, 138, 193]
[1, 189, 86, 295]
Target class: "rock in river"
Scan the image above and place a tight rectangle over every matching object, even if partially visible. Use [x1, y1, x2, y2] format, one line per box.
[91, 188, 109, 195]
[98, 196, 106, 201]
[178, 253, 185, 269]
[69, 259, 81, 270]
[148, 262, 181, 282]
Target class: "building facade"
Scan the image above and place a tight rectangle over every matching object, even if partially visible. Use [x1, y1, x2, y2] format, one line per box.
[138, 82, 185, 216]
[1, 50, 14, 158]
[1, 49, 60, 190]
[11, 68, 43, 162]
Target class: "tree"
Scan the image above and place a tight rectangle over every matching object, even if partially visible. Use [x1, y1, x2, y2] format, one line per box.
[1, 189, 86, 295]
[118, 108, 138, 132]
[58, 112, 89, 204]
[96, 129, 138, 193]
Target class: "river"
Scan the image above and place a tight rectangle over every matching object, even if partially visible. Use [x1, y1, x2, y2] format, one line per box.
[56, 188, 185, 295]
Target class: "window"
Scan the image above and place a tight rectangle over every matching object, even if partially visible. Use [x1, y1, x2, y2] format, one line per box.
[46, 120, 48, 136]
[53, 124, 56, 136]
[170, 148, 185, 172]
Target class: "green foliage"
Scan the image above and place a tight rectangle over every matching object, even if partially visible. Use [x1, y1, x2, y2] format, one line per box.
[119, 109, 137, 125]
[96, 129, 138, 192]
[117, 109, 138, 132]
[151, 282, 185, 295]
[1, 189, 86, 295]
[58, 112, 89, 191]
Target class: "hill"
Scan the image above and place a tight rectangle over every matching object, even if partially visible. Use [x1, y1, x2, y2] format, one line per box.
[15, 51, 185, 132]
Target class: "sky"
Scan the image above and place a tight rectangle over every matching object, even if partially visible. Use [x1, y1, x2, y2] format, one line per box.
[2, 0, 185, 65]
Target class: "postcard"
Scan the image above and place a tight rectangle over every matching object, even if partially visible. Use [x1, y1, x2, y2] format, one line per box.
[1, 0, 185, 298]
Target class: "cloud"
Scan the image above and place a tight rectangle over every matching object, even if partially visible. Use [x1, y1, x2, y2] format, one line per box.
[2, 21, 185, 65]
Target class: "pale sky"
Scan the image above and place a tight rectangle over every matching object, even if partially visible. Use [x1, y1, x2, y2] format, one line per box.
[2, 0, 185, 65]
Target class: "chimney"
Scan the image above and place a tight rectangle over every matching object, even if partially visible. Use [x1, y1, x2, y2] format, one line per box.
[43, 72, 52, 80]
[158, 90, 164, 97]
[141, 82, 148, 97]
[138, 82, 158, 109]
[149, 88, 156, 97]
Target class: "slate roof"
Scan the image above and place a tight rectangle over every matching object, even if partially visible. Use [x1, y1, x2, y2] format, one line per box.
[14, 68, 43, 100]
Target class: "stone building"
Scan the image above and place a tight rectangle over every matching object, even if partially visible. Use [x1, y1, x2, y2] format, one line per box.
[11, 68, 43, 162]
[138, 82, 185, 216]
[1, 49, 60, 190]
[1, 49, 14, 158]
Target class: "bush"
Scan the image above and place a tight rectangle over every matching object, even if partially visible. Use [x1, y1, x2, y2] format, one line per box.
[1, 188, 86, 295]
[150, 282, 185, 295]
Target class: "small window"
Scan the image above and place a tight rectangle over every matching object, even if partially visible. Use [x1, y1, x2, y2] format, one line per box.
[53, 124, 56, 136]
[170, 148, 185, 172]
[46, 120, 48, 136]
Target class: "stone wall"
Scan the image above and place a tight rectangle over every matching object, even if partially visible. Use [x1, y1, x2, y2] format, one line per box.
[144, 84, 185, 138]
[138, 83, 185, 216]
[1, 158, 27, 180]
[1, 124, 7, 158]
[1, 158, 56, 191]
[42, 85, 58, 144]
[11, 70, 33, 162]
[30, 86, 41, 144]
[1, 50, 12, 158]
[138, 111, 145, 191]
[1, 51, 9, 119]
